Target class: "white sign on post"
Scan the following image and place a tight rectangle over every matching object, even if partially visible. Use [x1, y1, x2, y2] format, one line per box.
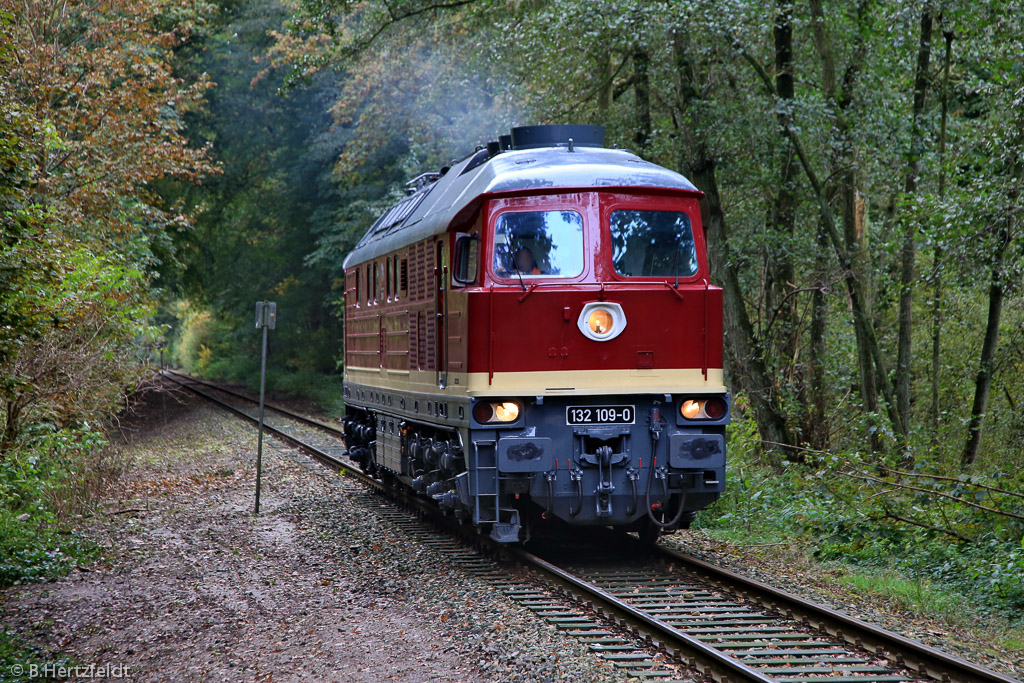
[254, 301, 276, 513]
[256, 301, 277, 329]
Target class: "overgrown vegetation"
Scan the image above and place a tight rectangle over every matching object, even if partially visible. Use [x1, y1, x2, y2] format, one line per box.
[0, 1, 211, 582]
[0, 427, 111, 588]
[700, 412, 1024, 623]
[0, 628, 75, 683]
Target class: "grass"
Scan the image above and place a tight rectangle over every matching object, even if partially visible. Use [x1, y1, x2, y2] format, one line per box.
[838, 568, 972, 624]
[832, 563, 1024, 653]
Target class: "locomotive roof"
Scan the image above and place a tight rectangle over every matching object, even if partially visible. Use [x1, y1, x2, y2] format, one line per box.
[343, 145, 700, 268]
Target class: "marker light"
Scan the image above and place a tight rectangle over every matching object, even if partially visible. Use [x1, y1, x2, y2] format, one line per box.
[679, 397, 728, 420]
[704, 397, 727, 419]
[473, 401, 522, 424]
[577, 302, 627, 342]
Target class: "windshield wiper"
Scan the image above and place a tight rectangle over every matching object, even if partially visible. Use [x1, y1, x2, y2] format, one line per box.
[512, 264, 526, 291]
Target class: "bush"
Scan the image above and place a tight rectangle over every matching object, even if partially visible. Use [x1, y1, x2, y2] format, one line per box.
[0, 426, 105, 588]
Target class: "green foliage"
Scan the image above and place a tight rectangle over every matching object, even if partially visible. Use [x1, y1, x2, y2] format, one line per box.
[1, 0, 211, 603]
[0, 629, 75, 683]
[160, 0, 354, 385]
[152, 0, 1024, 627]
[700, 408, 1024, 621]
[257, 0, 1024, 465]
[0, 426, 104, 588]
[1, 0, 212, 450]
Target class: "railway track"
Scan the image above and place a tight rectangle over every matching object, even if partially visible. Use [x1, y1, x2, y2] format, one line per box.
[159, 370, 1021, 683]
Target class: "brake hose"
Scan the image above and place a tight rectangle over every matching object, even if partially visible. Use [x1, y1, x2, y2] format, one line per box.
[569, 469, 582, 517]
[544, 471, 555, 516]
[625, 469, 639, 516]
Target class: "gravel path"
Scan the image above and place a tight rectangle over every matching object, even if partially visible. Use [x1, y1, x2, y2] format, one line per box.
[0, 391, 638, 682]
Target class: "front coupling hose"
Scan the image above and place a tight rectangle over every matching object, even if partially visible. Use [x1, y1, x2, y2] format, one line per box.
[543, 470, 557, 516]
[569, 468, 583, 517]
[625, 467, 639, 516]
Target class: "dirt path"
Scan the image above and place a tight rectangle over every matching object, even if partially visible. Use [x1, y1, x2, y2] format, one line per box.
[1, 391, 629, 682]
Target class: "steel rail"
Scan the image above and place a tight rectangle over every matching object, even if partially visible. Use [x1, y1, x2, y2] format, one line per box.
[160, 370, 462, 532]
[162, 369, 345, 437]
[162, 370, 733, 678]
[160, 371, 370, 486]
[510, 546, 778, 683]
[654, 544, 1020, 683]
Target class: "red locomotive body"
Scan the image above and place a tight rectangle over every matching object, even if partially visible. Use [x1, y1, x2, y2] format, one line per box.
[342, 125, 727, 542]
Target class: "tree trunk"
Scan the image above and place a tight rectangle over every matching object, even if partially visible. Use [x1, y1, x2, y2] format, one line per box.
[768, 0, 799, 368]
[672, 28, 792, 467]
[840, 171, 882, 451]
[804, 0, 904, 448]
[806, 217, 830, 450]
[930, 28, 954, 447]
[632, 47, 651, 152]
[960, 222, 1010, 467]
[695, 159, 793, 467]
[895, 9, 933, 447]
[597, 49, 613, 112]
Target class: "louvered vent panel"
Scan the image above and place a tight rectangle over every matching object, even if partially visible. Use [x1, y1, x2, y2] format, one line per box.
[425, 314, 436, 370]
[408, 312, 419, 370]
[417, 312, 427, 369]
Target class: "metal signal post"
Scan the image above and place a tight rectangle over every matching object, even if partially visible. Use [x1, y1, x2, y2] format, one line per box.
[254, 301, 277, 514]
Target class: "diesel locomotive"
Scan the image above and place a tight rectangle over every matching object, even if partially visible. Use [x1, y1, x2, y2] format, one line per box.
[341, 125, 728, 543]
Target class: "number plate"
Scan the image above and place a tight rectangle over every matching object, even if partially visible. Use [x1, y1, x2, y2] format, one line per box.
[566, 405, 635, 425]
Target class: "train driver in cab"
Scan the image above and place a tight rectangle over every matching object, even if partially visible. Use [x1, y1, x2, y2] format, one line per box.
[514, 247, 543, 275]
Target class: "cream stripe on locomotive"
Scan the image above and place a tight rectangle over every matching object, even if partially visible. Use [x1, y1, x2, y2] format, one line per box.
[466, 368, 725, 396]
[346, 365, 725, 397]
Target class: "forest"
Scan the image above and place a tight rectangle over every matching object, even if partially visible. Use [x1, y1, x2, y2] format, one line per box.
[2, 0, 1023, 630]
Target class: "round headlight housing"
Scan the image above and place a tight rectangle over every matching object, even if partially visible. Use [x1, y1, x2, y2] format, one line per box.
[680, 399, 702, 419]
[494, 402, 520, 422]
[577, 302, 626, 342]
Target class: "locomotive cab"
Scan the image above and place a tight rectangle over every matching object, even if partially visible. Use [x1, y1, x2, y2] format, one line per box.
[342, 125, 728, 543]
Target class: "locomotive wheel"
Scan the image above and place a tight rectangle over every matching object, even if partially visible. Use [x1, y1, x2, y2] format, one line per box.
[635, 518, 662, 547]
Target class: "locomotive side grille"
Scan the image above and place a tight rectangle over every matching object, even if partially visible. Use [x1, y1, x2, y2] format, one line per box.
[410, 241, 429, 301]
[425, 313, 436, 370]
[409, 312, 419, 370]
[417, 311, 427, 370]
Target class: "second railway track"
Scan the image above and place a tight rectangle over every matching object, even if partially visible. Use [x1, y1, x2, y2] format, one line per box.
[159, 370, 1021, 683]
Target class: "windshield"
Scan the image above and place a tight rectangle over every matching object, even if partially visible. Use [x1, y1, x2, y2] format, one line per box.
[493, 210, 584, 279]
[610, 209, 697, 278]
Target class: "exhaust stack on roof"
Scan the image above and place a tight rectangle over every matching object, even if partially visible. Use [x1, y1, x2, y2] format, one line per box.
[509, 124, 605, 150]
